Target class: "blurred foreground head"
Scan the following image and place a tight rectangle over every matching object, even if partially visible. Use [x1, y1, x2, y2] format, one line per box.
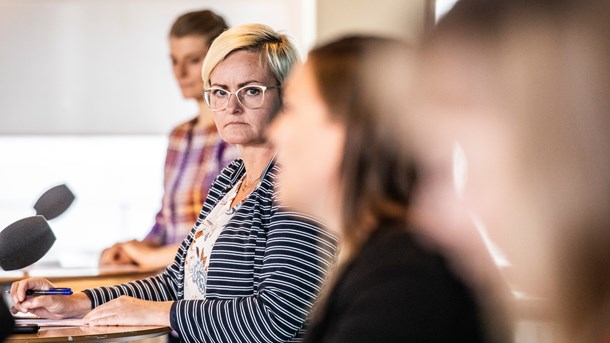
[412, 0, 610, 341]
[273, 35, 508, 342]
[273, 36, 417, 257]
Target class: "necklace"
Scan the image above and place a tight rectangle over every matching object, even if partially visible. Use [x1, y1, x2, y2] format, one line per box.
[225, 156, 276, 215]
[239, 174, 261, 193]
[225, 175, 261, 215]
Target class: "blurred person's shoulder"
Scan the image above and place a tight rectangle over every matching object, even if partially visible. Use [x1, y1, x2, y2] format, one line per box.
[335, 220, 487, 341]
[357, 221, 477, 290]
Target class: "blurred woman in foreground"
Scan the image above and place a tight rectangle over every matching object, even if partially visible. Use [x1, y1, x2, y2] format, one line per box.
[270, 36, 488, 342]
[410, 0, 610, 342]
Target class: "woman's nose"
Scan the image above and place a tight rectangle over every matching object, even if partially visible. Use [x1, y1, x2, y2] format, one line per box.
[174, 62, 187, 78]
[225, 93, 243, 113]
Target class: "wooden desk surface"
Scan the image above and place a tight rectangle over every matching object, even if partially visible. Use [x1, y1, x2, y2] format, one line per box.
[2, 267, 169, 342]
[1, 265, 162, 291]
[6, 325, 171, 343]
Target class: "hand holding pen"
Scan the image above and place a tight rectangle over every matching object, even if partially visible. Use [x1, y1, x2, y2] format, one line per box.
[9, 277, 91, 319]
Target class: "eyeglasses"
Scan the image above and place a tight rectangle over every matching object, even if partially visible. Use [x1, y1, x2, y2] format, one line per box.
[203, 85, 280, 111]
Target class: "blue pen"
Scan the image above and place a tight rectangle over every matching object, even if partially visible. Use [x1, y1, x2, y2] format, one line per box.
[25, 287, 73, 296]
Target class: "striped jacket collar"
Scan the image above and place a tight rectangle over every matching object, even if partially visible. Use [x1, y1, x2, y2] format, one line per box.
[224, 156, 277, 188]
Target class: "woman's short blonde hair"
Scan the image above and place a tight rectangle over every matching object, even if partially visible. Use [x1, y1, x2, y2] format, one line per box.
[202, 23, 300, 88]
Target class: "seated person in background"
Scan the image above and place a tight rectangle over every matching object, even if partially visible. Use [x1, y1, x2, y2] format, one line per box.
[12, 24, 337, 343]
[100, 9, 238, 270]
[269, 36, 491, 342]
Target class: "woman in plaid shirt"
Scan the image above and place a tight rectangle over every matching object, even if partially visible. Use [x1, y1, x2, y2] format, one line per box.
[99, 10, 238, 270]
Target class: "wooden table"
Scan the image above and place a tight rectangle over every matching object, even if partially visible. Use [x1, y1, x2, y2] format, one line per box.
[1, 265, 162, 292]
[6, 325, 171, 342]
[2, 266, 170, 342]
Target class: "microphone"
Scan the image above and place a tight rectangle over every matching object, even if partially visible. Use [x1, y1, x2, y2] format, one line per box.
[0, 216, 56, 271]
[0, 295, 14, 341]
[33, 184, 75, 220]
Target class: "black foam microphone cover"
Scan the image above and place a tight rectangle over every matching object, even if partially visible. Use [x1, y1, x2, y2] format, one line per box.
[0, 216, 56, 271]
[0, 295, 14, 341]
[33, 184, 75, 220]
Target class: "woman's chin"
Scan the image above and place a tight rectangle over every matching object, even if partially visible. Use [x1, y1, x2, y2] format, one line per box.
[218, 132, 241, 143]
[219, 132, 264, 146]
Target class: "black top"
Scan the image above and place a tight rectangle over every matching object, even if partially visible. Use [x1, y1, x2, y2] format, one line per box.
[0, 295, 14, 341]
[304, 220, 486, 343]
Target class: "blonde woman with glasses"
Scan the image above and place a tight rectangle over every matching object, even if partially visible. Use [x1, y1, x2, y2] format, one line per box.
[11, 24, 338, 343]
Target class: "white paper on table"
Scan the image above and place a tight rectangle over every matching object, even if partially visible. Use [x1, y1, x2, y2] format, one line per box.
[26, 267, 99, 277]
[12, 312, 38, 319]
[0, 269, 25, 278]
[15, 318, 86, 327]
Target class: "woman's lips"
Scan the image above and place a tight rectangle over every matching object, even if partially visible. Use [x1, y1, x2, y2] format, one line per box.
[225, 121, 247, 127]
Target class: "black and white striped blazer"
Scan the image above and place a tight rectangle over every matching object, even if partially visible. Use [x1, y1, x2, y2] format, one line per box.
[84, 159, 338, 342]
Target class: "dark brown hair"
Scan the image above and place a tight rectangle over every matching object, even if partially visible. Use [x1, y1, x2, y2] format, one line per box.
[307, 36, 417, 257]
[169, 10, 228, 49]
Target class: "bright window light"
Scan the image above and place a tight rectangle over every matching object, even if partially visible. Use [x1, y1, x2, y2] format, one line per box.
[0, 136, 166, 267]
[436, 0, 460, 22]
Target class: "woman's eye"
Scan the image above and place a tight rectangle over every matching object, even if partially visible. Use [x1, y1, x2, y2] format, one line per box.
[245, 87, 262, 96]
[212, 89, 228, 97]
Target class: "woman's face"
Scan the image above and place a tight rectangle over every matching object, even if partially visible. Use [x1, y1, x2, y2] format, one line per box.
[412, 39, 553, 296]
[269, 62, 345, 228]
[170, 35, 208, 100]
[209, 50, 282, 146]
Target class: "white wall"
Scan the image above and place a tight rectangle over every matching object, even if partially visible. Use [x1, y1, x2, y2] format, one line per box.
[0, 0, 433, 267]
[0, 0, 315, 135]
[316, 0, 426, 46]
[435, 0, 460, 21]
[0, 0, 315, 267]
[0, 135, 166, 266]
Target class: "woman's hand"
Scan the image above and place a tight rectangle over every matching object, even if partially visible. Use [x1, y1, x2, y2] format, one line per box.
[10, 278, 91, 319]
[99, 242, 136, 266]
[100, 240, 177, 270]
[120, 241, 179, 270]
[83, 296, 172, 326]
